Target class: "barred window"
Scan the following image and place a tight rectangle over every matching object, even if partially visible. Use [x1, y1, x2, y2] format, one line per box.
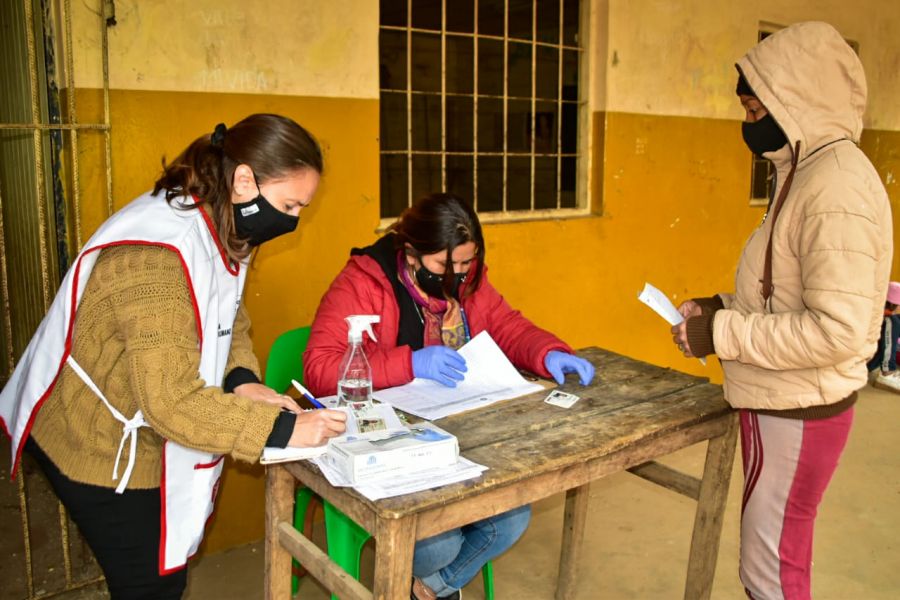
[379, 0, 585, 220]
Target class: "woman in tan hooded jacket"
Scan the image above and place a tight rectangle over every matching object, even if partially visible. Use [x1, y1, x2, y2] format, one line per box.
[671, 22, 893, 600]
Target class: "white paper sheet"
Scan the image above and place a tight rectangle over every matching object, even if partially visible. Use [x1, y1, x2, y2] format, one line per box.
[312, 455, 488, 501]
[638, 282, 707, 366]
[372, 331, 543, 420]
[638, 282, 685, 326]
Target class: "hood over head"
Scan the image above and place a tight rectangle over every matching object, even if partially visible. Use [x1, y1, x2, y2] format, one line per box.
[736, 21, 867, 161]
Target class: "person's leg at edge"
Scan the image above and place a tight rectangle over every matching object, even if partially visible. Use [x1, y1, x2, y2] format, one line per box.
[866, 318, 888, 373]
[739, 409, 853, 600]
[414, 504, 531, 598]
[25, 437, 187, 600]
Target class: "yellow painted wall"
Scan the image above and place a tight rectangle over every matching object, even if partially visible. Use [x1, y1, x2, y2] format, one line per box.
[57, 0, 900, 555]
[602, 0, 900, 130]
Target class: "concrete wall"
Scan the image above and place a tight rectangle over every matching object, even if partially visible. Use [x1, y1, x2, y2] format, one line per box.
[66, 0, 900, 553]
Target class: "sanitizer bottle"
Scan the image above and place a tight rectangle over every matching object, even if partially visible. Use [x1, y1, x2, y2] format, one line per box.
[338, 315, 380, 405]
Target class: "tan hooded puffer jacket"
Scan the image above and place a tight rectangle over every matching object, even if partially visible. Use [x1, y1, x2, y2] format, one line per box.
[713, 21, 894, 411]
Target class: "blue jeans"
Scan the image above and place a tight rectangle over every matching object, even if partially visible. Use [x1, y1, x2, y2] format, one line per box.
[413, 504, 531, 596]
[867, 314, 899, 372]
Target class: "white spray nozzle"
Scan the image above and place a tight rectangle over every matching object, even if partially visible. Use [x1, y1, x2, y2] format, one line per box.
[345, 315, 380, 343]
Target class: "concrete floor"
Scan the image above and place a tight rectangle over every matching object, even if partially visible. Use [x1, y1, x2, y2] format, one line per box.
[183, 383, 900, 599]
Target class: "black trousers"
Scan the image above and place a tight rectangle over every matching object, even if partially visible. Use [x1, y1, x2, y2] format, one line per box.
[25, 438, 188, 599]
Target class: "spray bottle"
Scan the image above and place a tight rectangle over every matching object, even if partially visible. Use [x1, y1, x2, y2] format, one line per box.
[338, 315, 380, 405]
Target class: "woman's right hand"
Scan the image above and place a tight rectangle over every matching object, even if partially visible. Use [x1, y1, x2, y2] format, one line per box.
[288, 409, 347, 447]
[676, 300, 702, 320]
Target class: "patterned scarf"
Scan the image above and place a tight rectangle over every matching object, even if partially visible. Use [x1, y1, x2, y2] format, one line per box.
[396, 252, 468, 350]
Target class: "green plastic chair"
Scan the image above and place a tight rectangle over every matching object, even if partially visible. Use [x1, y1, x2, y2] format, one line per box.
[321, 504, 494, 600]
[265, 326, 495, 599]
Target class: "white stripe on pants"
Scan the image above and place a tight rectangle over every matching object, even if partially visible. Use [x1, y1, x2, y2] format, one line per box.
[739, 408, 853, 600]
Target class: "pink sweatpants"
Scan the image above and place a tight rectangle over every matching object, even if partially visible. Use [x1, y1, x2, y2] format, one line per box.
[739, 408, 854, 600]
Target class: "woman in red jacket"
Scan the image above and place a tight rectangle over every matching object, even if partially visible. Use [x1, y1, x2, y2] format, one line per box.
[305, 192, 593, 599]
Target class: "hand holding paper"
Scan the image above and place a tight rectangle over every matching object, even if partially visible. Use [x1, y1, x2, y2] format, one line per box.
[638, 283, 707, 366]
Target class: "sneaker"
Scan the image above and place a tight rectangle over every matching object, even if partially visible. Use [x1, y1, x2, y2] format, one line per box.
[410, 578, 461, 600]
[874, 371, 900, 394]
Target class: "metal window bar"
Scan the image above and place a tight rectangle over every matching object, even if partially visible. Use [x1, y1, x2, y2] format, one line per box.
[473, 0, 479, 210]
[380, 0, 584, 218]
[381, 24, 581, 51]
[381, 88, 580, 104]
[501, 0, 508, 211]
[440, 0, 446, 191]
[556, 0, 564, 208]
[405, 0, 413, 213]
[0, 0, 113, 597]
[529, 0, 536, 210]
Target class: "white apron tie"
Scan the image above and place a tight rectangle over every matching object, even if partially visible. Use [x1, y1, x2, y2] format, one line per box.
[65, 356, 147, 493]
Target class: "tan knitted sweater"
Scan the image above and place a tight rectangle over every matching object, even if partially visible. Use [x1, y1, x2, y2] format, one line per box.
[30, 245, 280, 489]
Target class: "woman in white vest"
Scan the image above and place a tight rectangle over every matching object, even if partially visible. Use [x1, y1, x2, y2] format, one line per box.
[0, 113, 347, 599]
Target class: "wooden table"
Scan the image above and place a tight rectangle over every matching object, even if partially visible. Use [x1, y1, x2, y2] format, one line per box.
[265, 348, 737, 599]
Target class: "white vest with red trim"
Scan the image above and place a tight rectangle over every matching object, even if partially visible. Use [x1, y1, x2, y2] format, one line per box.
[0, 191, 247, 574]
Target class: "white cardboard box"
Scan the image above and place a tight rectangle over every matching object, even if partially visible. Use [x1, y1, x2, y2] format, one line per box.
[322, 422, 459, 484]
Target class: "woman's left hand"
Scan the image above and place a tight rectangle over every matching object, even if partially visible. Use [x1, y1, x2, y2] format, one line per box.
[671, 321, 694, 358]
[544, 351, 595, 386]
[233, 383, 302, 414]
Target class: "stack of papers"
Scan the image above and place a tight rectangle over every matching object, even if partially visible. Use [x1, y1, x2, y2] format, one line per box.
[312, 455, 488, 501]
[262, 402, 488, 500]
[373, 331, 543, 420]
[260, 401, 404, 464]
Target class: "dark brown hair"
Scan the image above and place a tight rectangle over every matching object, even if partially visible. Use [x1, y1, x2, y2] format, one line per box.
[389, 192, 485, 298]
[152, 113, 322, 262]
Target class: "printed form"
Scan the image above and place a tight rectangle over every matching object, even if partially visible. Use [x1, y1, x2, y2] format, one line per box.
[374, 331, 543, 420]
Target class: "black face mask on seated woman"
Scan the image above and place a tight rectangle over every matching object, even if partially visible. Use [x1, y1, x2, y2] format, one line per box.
[415, 264, 466, 299]
[232, 179, 299, 246]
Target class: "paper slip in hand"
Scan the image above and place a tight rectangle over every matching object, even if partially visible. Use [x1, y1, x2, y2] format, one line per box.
[544, 390, 580, 409]
[638, 282, 707, 366]
[638, 282, 684, 326]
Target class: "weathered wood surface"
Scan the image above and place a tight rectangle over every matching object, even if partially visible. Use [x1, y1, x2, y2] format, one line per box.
[628, 460, 701, 500]
[372, 516, 417, 599]
[556, 485, 590, 600]
[264, 466, 294, 600]
[684, 412, 738, 600]
[277, 522, 373, 600]
[286, 347, 730, 522]
[267, 348, 736, 599]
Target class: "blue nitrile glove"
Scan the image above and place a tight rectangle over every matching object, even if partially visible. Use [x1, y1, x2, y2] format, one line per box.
[544, 350, 595, 386]
[412, 346, 468, 387]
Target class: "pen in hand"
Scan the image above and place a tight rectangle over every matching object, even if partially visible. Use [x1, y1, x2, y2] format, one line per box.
[291, 379, 326, 409]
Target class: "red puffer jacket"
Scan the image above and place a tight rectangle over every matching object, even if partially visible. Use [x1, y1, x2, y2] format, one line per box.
[304, 253, 572, 397]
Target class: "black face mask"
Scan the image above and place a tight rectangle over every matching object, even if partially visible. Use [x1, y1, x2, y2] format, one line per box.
[415, 265, 466, 299]
[741, 114, 788, 157]
[232, 180, 299, 246]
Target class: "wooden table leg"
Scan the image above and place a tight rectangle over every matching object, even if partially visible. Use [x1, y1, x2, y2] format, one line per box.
[684, 414, 738, 600]
[556, 483, 591, 600]
[265, 465, 294, 600]
[373, 515, 417, 600]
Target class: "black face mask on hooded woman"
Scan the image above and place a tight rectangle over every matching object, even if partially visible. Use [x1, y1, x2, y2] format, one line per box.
[232, 179, 299, 246]
[741, 113, 788, 157]
[415, 264, 467, 299]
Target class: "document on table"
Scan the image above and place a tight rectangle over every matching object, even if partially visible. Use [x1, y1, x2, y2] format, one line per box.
[312, 455, 488, 501]
[373, 331, 544, 420]
[260, 402, 406, 464]
[638, 282, 707, 365]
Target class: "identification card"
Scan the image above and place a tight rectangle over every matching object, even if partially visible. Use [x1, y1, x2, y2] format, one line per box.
[544, 390, 580, 409]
